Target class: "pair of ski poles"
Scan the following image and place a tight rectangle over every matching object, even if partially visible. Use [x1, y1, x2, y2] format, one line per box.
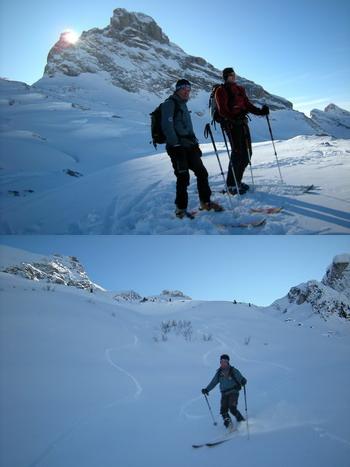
[204, 115, 284, 200]
[203, 386, 250, 440]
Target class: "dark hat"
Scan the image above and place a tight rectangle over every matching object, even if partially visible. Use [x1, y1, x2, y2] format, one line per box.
[222, 67, 235, 81]
[220, 354, 230, 361]
[176, 79, 191, 91]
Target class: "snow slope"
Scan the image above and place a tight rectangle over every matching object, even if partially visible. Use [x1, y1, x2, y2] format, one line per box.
[1, 248, 350, 467]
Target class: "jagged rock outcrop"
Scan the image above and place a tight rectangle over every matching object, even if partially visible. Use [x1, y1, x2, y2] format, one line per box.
[43, 8, 291, 109]
[2, 253, 102, 292]
[271, 254, 350, 320]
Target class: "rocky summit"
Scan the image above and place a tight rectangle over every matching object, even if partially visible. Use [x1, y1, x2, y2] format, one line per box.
[272, 254, 350, 320]
[44, 8, 291, 109]
[2, 253, 103, 292]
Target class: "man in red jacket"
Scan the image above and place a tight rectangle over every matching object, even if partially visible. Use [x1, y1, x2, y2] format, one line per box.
[215, 67, 269, 194]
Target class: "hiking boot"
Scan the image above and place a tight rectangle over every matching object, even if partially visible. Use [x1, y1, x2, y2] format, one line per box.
[240, 182, 250, 192]
[175, 207, 186, 218]
[235, 410, 245, 422]
[227, 185, 246, 196]
[200, 200, 224, 212]
[223, 416, 233, 429]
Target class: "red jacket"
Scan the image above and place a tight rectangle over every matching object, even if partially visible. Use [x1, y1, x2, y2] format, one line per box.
[215, 83, 263, 120]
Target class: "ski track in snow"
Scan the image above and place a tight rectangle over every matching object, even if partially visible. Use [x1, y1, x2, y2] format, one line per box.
[26, 335, 142, 467]
[105, 335, 143, 400]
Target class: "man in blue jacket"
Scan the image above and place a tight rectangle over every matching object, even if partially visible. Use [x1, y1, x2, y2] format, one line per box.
[202, 354, 247, 429]
[161, 79, 223, 218]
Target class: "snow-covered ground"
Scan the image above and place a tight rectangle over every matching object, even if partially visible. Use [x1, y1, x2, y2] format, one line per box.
[1, 76, 349, 234]
[1, 261, 350, 467]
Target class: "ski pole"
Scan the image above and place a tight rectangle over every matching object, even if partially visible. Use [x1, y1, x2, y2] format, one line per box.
[203, 393, 217, 426]
[220, 125, 241, 198]
[204, 123, 234, 211]
[242, 123, 256, 192]
[204, 123, 235, 211]
[243, 385, 250, 440]
[266, 115, 284, 183]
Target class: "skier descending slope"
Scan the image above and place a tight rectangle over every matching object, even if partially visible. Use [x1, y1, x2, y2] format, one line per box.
[161, 79, 223, 219]
[202, 354, 247, 430]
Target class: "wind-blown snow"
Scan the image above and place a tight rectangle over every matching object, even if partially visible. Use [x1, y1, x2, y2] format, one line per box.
[1, 247, 350, 467]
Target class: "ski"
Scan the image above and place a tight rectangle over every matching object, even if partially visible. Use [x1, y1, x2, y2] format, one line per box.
[302, 184, 315, 193]
[250, 207, 283, 214]
[192, 429, 238, 448]
[217, 218, 266, 229]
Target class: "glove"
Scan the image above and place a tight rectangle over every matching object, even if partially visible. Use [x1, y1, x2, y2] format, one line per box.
[261, 104, 269, 116]
[201, 388, 209, 395]
[171, 146, 188, 173]
[241, 377, 247, 386]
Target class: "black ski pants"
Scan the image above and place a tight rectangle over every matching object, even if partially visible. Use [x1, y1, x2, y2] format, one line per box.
[167, 145, 211, 210]
[225, 121, 252, 187]
[220, 391, 244, 421]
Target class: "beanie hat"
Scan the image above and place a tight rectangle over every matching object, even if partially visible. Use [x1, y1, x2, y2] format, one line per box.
[176, 79, 191, 91]
[222, 67, 235, 81]
[220, 354, 230, 362]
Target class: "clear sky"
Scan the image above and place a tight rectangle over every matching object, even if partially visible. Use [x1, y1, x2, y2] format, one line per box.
[1, 235, 349, 306]
[1, 0, 349, 116]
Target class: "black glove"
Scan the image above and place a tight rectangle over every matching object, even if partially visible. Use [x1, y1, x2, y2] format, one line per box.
[241, 377, 247, 386]
[201, 388, 209, 395]
[261, 104, 269, 116]
[171, 146, 188, 173]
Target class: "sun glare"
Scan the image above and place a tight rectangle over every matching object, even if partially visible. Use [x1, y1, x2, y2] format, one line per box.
[63, 30, 80, 44]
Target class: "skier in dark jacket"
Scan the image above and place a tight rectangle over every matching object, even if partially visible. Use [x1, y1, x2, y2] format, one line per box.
[161, 79, 223, 218]
[215, 67, 269, 195]
[202, 354, 247, 429]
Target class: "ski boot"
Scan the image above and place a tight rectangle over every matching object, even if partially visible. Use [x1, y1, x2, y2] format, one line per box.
[223, 416, 234, 431]
[227, 184, 247, 196]
[175, 207, 195, 219]
[199, 200, 224, 212]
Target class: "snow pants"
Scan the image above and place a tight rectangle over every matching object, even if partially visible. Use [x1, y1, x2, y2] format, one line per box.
[167, 145, 211, 209]
[224, 120, 252, 187]
[220, 391, 244, 421]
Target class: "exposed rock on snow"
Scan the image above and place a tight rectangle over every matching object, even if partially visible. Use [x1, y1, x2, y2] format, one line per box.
[310, 104, 350, 139]
[322, 253, 350, 298]
[113, 288, 192, 303]
[1, 249, 103, 292]
[272, 254, 350, 320]
[43, 8, 291, 109]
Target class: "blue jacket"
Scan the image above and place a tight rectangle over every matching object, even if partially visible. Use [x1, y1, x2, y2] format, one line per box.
[161, 93, 198, 148]
[206, 366, 245, 394]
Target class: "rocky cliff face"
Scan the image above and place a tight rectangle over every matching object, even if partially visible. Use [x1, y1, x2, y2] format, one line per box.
[2, 253, 103, 292]
[43, 8, 291, 109]
[272, 254, 350, 320]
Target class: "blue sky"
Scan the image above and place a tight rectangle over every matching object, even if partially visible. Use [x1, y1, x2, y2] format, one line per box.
[1, 236, 349, 306]
[1, 0, 349, 115]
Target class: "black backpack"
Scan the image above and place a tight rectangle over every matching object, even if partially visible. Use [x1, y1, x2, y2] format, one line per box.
[150, 96, 180, 148]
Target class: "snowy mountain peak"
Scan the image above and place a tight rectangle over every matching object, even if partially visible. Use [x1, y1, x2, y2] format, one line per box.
[109, 8, 170, 45]
[322, 254, 350, 298]
[324, 103, 350, 116]
[271, 254, 350, 320]
[0, 246, 103, 292]
[310, 104, 350, 138]
[42, 7, 290, 108]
